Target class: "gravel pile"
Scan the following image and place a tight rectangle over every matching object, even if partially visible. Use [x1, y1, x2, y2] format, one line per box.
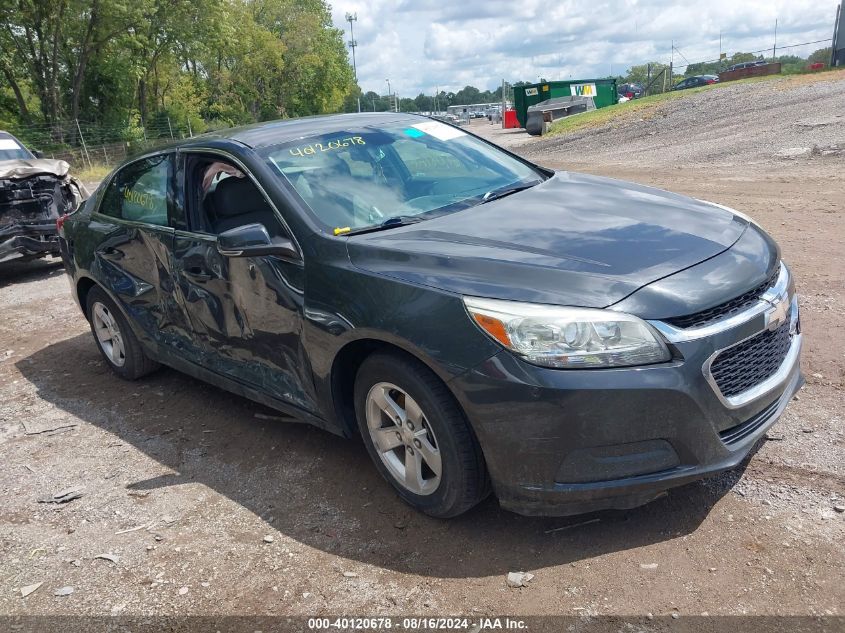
[520, 72, 845, 168]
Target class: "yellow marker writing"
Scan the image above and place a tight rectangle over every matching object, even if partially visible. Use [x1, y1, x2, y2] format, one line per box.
[333, 226, 351, 236]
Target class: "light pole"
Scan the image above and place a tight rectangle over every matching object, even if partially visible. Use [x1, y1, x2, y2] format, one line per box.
[385, 78, 392, 112]
[345, 13, 358, 81]
[345, 12, 360, 113]
[772, 18, 778, 62]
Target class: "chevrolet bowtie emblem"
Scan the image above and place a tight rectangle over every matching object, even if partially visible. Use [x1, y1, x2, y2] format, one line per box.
[765, 293, 790, 331]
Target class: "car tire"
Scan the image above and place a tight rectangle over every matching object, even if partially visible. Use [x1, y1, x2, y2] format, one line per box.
[86, 286, 160, 380]
[354, 351, 489, 518]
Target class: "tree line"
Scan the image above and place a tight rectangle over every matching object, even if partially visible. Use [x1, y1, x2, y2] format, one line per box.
[342, 84, 507, 114]
[0, 0, 354, 143]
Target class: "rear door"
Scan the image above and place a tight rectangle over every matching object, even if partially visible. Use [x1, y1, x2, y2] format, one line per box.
[169, 150, 317, 414]
[91, 152, 203, 364]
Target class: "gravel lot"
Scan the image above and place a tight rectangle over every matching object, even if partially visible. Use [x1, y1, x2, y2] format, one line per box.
[2, 71, 844, 624]
[486, 70, 845, 167]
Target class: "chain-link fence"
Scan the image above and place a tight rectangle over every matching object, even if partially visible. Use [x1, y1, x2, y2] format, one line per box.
[6, 117, 218, 172]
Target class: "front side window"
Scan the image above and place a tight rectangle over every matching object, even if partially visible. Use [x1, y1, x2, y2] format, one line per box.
[100, 155, 171, 226]
[184, 154, 286, 238]
[260, 120, 543, 231]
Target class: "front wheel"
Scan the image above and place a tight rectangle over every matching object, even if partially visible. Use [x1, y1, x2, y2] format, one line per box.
[354, 352, 489, 518]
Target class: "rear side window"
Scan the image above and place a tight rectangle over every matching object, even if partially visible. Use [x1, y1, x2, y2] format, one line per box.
[0, 136, 33, 161]
[99, 155, 172, 226]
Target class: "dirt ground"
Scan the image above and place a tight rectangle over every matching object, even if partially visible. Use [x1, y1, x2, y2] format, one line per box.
[2, 78, 844, 623]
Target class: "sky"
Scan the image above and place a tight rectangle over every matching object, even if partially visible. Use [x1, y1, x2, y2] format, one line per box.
[329, 0, 839, 97]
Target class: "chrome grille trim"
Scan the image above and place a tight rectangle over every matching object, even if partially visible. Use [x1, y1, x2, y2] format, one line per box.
[664, 267, 780, 330]
[702, 294, 801, 409]
[648, 262, 789, 344]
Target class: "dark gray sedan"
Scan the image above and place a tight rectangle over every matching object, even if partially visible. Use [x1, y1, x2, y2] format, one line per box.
[58, 113, 802, 517]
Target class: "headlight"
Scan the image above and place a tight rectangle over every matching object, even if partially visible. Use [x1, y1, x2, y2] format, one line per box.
[464, 297, 670, 369]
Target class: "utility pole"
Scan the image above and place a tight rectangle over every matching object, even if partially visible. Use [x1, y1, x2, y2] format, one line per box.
[385, 79, 391, 112]
[500, 79, 506, 129]
[772, 18, 778, 61]
[669, 40, 674, 90]
[345, 12, 360, 112]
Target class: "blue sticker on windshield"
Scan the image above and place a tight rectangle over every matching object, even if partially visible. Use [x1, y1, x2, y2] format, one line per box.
[403, 128, 425, 138]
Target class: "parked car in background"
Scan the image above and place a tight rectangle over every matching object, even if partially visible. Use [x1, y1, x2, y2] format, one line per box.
[59, 113, 802, 518]
[617, 83, 645, 100]
[0, 131, 88, 264]
[674, 75, 719, 90]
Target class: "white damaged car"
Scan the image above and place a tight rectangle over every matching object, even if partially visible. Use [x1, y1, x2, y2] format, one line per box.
[1, 131, 88, 264]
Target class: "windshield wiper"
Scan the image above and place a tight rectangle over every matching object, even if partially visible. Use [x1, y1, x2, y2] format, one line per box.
[343, 215, 425, 236]
[480, 181, 542, 205]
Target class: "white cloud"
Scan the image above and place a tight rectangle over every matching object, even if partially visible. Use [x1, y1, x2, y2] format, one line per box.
[331, 0, 838, 97]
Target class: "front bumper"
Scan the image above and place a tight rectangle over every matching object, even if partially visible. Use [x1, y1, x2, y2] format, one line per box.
[0, 221, 60, 263]
[450, 267, 803, 516]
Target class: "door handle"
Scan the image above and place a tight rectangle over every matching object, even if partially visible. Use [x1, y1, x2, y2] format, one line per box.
[184, 267, 212, 281]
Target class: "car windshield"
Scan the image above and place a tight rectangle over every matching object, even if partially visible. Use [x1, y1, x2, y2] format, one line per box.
[0, 137, 33, 161]
[261, 119, 542, 232]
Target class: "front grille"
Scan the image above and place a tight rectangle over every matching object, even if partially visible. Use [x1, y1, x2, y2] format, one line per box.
[719, 399, 779, 446]
[666, 268, 779, 329]
[710, 321, 793, 398]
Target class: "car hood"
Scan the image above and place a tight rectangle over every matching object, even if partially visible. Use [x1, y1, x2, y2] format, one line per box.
[346, 171, 748, 308]
[0, 158, 73, 180]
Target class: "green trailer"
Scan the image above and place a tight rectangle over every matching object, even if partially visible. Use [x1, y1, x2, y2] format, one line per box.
[513, 79, 618, 128]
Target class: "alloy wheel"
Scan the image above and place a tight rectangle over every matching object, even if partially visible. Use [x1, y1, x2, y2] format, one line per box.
[365, 382, 442, 495]
[91, 301, 126, 368]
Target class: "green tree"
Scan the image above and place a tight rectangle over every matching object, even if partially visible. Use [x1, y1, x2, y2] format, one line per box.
[622, 62, 671, 93]
[0, 0, 357, 137]
[727, 52, 763, 65]
[413, 93, 433, 112]
[807, 47, 832, 66]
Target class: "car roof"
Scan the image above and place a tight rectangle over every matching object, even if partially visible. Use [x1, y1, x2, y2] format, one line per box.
[181, 112, 428, 151]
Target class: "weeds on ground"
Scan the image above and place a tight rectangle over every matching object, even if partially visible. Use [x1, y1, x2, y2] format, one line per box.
[73, 163, 112, 182]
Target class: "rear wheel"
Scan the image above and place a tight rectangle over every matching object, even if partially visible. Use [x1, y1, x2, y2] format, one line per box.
[86, 286, 159, 380]
[354, 352, 489, 518]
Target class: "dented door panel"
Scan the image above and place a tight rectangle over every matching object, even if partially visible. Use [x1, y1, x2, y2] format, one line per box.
[172, 231, 316, 413]
[88, 218, 203, 364]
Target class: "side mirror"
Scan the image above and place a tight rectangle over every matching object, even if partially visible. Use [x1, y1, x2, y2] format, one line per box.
[217, 223, 299, 260]
[32, 150, 44, 159]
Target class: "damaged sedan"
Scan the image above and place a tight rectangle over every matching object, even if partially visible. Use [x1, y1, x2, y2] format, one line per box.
[1, 131, 88, 264]
[58, 113, 802, 518]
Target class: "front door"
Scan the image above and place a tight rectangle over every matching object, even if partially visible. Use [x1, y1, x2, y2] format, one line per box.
[170, 151, 317, 414]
